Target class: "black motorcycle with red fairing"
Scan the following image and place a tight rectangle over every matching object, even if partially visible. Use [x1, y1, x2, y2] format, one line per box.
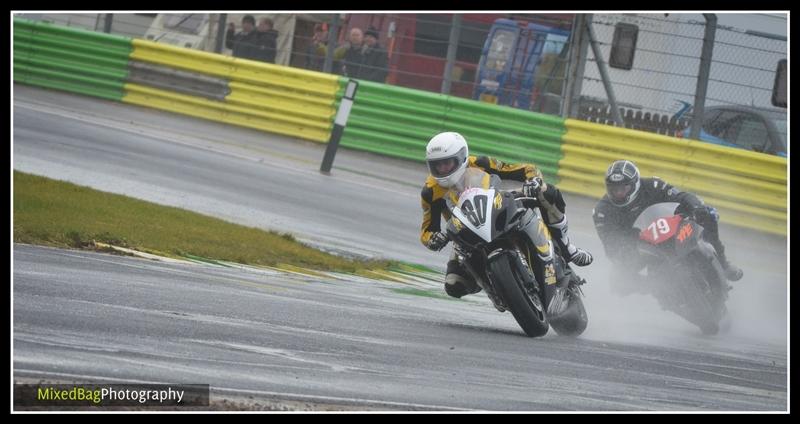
[632, 202, 731, 334]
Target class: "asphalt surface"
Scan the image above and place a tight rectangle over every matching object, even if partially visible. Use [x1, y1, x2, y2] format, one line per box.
[14, 245, 787, 411]
[12, 85, 788, 411]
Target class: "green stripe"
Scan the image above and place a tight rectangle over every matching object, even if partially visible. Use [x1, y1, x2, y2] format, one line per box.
[14, 35, 131, 63]
[336, 77, 567, 183]
[15, 40, 130, 69]
[13, 17, 132, 101]
[16, 55, 129, 81]
[14, 17, 132, 46]
[13, 72, 124, 101]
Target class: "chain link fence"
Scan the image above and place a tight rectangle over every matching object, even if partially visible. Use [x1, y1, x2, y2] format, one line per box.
[15, 13, 155, 38]
[580, 14, 705, 117]
[577, 13, 787, 155]
[702, 24, 787, 153]
[13, 13, 574, 107]
[15, 12, 787, 154]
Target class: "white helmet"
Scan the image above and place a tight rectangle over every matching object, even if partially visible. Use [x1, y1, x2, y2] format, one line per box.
[426, 132, 469, 188]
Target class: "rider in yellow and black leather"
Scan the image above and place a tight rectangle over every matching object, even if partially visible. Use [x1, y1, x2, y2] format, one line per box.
[420, 132, 593, 299]
[420, 156, 537, 245]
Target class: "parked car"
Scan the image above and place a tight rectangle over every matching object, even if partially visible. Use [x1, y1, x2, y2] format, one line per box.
[678, 105, 787, 157]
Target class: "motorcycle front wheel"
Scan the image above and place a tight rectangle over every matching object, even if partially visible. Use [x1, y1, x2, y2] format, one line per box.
[488, 251, 549, 337]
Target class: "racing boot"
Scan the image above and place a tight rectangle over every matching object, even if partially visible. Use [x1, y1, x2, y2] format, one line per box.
[698, 209, 742, 282]
[444, 258, 481, 298]
[722, 262, 743, 282]
[717, 248, 743, 282]
[548, 215, 593, 267]
[706, 237, 743, 282]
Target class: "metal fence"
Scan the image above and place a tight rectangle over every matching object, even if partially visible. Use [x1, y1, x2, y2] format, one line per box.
[577, 13, 787, 153]
[581, 14, 706, 118]
[12, 13, 573, 109]
[14, 12, 788, 153]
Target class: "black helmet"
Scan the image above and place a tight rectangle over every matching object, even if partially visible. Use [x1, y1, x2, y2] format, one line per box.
[605, 160, 641, 206]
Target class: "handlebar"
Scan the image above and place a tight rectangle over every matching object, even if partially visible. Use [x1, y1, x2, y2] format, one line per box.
[510, 190, 538, 200]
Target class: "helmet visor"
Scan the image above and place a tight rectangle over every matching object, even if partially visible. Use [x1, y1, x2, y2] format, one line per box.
[607, 182, 634, 205]
[427, 147, 467, 178]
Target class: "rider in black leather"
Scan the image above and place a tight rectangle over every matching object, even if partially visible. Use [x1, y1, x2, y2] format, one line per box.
[593, 160, 743, 284]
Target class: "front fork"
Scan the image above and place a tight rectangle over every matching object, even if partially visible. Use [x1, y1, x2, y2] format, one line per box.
[453, 208, 576, 313]
[515, 208, 566, 308]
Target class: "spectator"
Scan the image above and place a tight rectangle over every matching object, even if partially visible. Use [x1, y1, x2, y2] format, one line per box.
[304, 22, 347, 73]
[225, 15, 258, 60]
[305, 23, 329, 71]
[340, 27, 365, 78]
[341, 26, 389, 83]
[361, 26, 388, 83]
[254, 17, 279, 63]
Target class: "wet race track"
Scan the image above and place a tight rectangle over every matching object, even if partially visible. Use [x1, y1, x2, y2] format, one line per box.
[13, 85, 788, 411]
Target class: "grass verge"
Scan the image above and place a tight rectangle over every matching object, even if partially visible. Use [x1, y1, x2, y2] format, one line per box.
[13, 171, 394, 273]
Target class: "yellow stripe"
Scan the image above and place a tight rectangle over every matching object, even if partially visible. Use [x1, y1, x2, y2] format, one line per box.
[561, 119, 786, 182]
[130, 39, 339, 97]
[122, 83, 331, 142]
[126, 39, 339, 143]
[558, 119, 786, 236]
[226, 81, 335, 123]
[272, 264, 330, 279]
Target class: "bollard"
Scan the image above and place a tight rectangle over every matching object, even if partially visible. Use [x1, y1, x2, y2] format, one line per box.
[320, 79, 359, 174]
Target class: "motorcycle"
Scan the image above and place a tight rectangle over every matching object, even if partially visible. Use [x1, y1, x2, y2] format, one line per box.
[632, 202, 731, 335]
[443, 168, 588, 337]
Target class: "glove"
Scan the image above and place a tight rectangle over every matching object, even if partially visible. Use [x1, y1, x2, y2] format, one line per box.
[426, 232, 449, 251]
[522, 177, 544, 198]
[707, 206, 719, 222]
[691, 205, 711, 223]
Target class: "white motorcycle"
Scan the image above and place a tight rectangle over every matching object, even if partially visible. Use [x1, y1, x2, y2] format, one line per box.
[444, 168, 588, 337]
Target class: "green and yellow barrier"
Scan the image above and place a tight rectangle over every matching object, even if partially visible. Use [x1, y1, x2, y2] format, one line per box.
[13, 18, 340, 143]
[12, 18, 786, 235]
[13, 17, 132, 100]
[558, 119, 787, 235]
[125, 39, 340, 143]
[337, 79, 566, 182]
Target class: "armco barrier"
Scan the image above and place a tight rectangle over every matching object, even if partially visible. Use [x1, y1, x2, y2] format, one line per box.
[338, 80, 566, 182]
[443, 96, 565, 180]
[337, 80, 450, 161]
[13, 19, 786, 236]
[126, 39, 340, 142]
[127, 61, 231, 101]
[13, 18, 132, 101]
[558, 119, 787, 235]
[13, 18, 340, 143]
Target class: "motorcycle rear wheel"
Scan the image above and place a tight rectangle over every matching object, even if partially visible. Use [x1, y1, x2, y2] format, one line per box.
[550, 288, 588, 336]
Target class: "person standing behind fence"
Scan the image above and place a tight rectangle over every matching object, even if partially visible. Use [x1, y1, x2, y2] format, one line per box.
[305, 23, 331, 71]
[361, 26, 388, 83]
[254, 17, 279, 63]
[226, 15, 258, 60]
[305, 23, 347, 73]
[305, 23, 328, 71]
[340, 27, 366, 79]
